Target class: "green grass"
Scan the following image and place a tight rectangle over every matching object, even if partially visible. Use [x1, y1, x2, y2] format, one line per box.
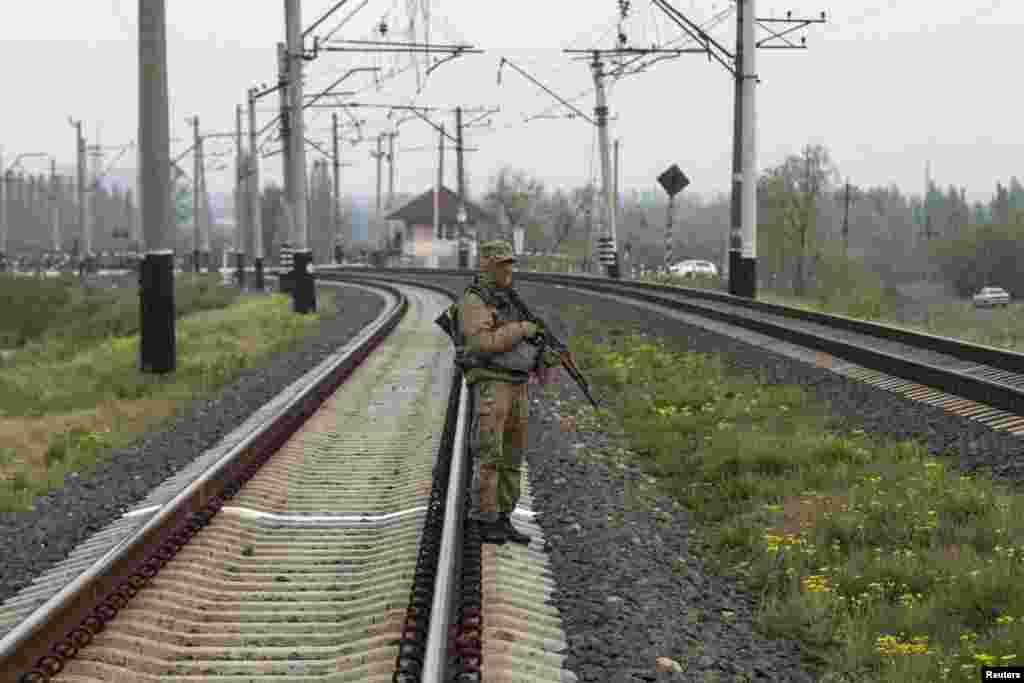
[758, 291, 1024, 353]
[0, 283, 337, 511]
[552, 302, 1024, 682]
[0, 272, 239, 352]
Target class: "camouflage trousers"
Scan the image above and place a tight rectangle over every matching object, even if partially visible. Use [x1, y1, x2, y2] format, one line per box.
[470, 380, 529, 522]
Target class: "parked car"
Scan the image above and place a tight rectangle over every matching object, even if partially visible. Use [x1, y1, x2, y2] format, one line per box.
[973, 286, 1011, 308]
[670, 259, 719, 278]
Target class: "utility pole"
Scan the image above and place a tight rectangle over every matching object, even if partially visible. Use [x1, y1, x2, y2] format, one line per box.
[202, 158, 215, 273]
[590, 54, 619, 279]
[285, 0, 315, 313]
[432, 124, 444, 269]
[374, 132, 383, 215]
[614, 138, 626, 278]
[70, 119, 88, 268]
[278, 42, 292, 205]
[386, 131, 396, 208]
[248, 88, 265, 291]
[455, 107, 466, 204]
[50, 158, 60, 252]
[139, 0, 176, 373]
[0, 150, 5, 270]
[133, 142, 142, 252]
[191, 115, 202, 272]
[235, 103, 246, 288]
[89, 126, 103, 264]
[332, 112, 341, 260]
[842, 179, 851, 255]
[727, 0, 756, 297]
[456, 105, 469, 268]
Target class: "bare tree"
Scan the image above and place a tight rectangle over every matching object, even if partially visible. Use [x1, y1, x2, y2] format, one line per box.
[484, 166, 544, 241]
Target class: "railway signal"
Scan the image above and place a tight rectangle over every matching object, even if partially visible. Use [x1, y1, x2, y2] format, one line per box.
[657, 163, 690, 273]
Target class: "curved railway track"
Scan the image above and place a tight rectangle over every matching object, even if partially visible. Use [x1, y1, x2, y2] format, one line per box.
[0, 277, 570, 683]
[5, 267, 1024, 682]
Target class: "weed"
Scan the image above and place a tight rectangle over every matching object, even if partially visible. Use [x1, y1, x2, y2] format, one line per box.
[552, 301, 1024, 682]
[0, 286, 335, 511]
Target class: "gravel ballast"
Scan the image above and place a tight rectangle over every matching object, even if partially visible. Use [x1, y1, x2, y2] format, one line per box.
[0, 282, 388, 606]
[344, 273, 1024, 681]
[6, 271, 1024, 680]
[518, 282, 1024, 682]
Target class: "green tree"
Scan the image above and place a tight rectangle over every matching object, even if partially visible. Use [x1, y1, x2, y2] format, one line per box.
[1009, 176, 1024, 213]
[757, 143, 838, 295]
[991, 182, 1011, 225]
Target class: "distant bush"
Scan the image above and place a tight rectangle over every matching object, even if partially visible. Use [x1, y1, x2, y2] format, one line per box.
[0, 273, 77, 347]
[806, 243, 894, 320]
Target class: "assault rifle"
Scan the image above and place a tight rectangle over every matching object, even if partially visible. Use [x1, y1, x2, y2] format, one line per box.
[505, 289, 601, 410]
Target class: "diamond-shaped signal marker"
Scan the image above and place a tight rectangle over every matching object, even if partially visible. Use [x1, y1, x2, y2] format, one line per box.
[657, 164, 690, 198]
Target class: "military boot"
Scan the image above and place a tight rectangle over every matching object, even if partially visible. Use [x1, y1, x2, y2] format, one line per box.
[478, 518, 507, 545]
[499, 514, 531, 545]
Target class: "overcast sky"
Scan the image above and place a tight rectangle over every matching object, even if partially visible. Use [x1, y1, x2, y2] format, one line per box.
[0, 1, 1016, 204]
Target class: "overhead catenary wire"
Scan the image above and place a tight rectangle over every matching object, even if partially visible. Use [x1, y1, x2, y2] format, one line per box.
[484, 5, 734, 135]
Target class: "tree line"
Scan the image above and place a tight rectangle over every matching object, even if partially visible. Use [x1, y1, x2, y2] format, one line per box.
[467, 149, 1024, 302]
[7, 144, 1020, 302]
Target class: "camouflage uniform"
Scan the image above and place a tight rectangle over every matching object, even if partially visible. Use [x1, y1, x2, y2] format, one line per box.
[458, 241, 560, 539]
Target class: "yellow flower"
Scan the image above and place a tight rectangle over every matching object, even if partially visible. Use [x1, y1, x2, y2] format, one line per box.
[802, 574, 833, 594]
[875, 634, 930, 656]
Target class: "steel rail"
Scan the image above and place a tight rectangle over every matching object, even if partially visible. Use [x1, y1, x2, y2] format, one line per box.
[320, 273, 472, 683]
[319, 267, 1024, 418]
[421, 375, 469, 682]
[0, 279, 408, 680]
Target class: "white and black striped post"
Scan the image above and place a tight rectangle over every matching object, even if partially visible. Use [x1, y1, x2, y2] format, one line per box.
[598, 235, 617, 272]
[664, 194, 675, 274]
[279, 241, 294, 294]
[248, 88, 265, 292]
[234, 103, 246, 289]
[657, 164, 689, 275]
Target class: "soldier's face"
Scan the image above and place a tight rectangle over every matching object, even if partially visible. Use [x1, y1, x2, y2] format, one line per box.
[492, 260, 514, 288]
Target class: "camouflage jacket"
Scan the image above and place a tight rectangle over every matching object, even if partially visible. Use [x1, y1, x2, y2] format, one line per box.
[457, 280, 560, 385]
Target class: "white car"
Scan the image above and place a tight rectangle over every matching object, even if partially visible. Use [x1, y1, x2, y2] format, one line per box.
[670, 259, 719, 278]
[973, 286, 1011, 308]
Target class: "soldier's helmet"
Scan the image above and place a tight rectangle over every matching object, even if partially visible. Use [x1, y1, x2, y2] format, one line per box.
[479, 240, 517, 267]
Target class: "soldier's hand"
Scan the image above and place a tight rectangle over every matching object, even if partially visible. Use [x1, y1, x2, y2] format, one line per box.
[520, 321, 540, 339]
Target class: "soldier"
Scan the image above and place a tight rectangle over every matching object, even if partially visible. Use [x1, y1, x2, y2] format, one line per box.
[458, 240, 561, 544]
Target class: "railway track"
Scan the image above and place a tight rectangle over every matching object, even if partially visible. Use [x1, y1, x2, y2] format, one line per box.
[322, 267, 1024, 438]
[5, 267, 1023, 682]
[0, 278, 571, 682]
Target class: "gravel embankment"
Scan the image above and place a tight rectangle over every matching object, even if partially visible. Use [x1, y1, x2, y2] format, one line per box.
[0, 282, 388, 605]
[348, 274, 1024, 681]
[516, 282, 1024, 682]
[6, 272, 1024, 681]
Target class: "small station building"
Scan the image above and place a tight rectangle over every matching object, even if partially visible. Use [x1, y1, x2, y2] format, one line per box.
[385, 186, 496, 268]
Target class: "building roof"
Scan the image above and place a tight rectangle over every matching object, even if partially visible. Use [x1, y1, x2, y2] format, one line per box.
[385, 185, 495, 225]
